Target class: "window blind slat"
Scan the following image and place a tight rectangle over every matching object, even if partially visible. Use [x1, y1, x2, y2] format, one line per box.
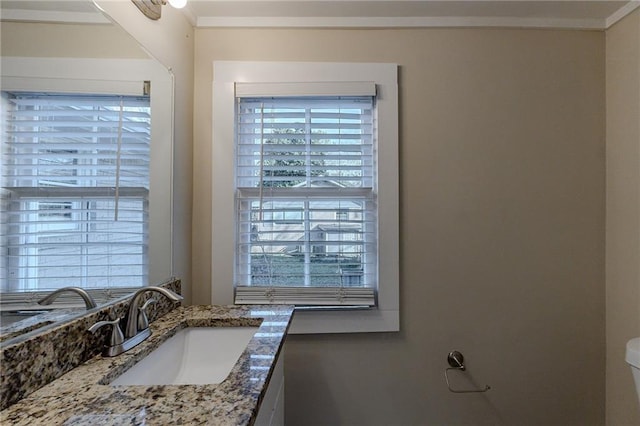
[3, 142, 150, 150]
[8, 131, 149, 138]
[237, 144, 370, 153]
[10, 109, 150, 118]
[6, 154, 149, 161]
[9, 120, 150, 128]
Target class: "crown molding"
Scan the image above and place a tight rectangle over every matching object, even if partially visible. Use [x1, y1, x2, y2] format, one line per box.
[605, 0, 640, 28]
[196, 15, 607, 30]
[192, 0, 640, 30]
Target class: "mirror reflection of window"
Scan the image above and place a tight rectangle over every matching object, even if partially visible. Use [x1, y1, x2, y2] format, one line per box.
[1, 92, 151, 292]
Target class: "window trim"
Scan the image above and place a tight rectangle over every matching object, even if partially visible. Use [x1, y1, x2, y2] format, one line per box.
[1, 57, 174, 303]
[212, 61, 399, 333]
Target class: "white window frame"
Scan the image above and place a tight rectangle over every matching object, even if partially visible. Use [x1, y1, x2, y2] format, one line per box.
[1, 57, 174, 300]
[212, 61, 399, 333]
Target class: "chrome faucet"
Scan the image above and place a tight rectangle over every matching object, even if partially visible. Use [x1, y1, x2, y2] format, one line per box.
[88, 286, 182, 357]
[38, 287, 97, 310]
[124, 286, 183, 338]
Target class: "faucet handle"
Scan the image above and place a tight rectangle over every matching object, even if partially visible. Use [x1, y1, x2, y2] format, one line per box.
[88, 318, 124, 347]
[137, 298, 156, 331]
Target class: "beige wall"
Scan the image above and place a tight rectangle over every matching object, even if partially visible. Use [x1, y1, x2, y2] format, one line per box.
[606, 9, 640, 426]
[194, 28, 606, 424]
[0, 21, 148, 58]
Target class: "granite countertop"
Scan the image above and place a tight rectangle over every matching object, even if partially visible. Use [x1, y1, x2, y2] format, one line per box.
[1, 305, 294, 426]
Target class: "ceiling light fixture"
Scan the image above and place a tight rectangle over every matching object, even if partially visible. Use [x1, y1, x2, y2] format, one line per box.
[168, 0, 187, 8]
[131, 0, 186, 21]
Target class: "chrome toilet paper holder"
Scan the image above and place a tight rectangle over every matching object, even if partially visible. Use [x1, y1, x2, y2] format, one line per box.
[445, 351, 491, 393]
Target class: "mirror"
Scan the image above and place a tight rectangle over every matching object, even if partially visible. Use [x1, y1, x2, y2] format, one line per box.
[0, 1, 175, 338]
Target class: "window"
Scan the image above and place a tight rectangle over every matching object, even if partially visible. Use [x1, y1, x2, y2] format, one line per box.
[213, 61, 398, 333]
[1, 92, 150, 292]
[235, 94, 376, 305]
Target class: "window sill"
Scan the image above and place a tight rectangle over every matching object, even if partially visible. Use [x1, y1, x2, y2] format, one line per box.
[288, 306, 399, 334]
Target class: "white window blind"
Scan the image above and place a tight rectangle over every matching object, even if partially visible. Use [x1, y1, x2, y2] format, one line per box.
[234, 92, 378, 306]
[1, 92, 150, 292]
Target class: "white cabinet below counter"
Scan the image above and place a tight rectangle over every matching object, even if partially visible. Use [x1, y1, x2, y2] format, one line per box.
[255, 349, 285, 426]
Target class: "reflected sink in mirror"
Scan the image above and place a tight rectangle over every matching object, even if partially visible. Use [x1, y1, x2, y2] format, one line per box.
[110, 327, 259, 386]
[0, 310, 56, 343]
[0, 310, 52, 327]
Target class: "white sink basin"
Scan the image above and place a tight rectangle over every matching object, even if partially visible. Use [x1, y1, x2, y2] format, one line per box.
[110, 327, 258, 386]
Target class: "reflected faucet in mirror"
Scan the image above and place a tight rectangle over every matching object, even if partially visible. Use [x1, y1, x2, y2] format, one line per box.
[37, 287, 98, 310]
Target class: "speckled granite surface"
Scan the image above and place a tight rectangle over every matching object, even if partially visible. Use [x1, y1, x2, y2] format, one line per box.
[0, 305, 293, 426]
[0, 279, 182, 410]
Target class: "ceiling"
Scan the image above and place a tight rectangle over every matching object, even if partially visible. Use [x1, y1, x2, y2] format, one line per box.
[1, 0, 639, 30]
